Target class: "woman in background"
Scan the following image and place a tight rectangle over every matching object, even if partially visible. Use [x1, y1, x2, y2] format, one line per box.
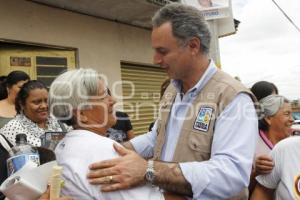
[0, 71, 30, 128]
[107, 110, 135, 142]
[249, 95, 294, 196]
[106, 89, 134, 142]
[0, 80, 67, 146]
[0, 80, 68, 199]
[251, 81, 278, 101]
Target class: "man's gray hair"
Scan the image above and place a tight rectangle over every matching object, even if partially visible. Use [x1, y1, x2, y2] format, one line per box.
[48, 68, 102, 125]
[152, 3, 211, 54]
[259, 95, 289, 117]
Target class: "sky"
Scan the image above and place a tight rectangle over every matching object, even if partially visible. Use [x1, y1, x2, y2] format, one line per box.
[219, 0, 300, 100]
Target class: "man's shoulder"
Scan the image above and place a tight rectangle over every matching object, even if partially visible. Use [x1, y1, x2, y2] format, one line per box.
[211, 70, 248, 90]
[210, 70, 255, 102]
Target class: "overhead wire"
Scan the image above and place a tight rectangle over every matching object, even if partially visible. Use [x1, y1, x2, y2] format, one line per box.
[271, 0, 300, 33]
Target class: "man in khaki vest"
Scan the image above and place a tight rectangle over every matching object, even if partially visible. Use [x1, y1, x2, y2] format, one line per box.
[87, 3, 258, 199]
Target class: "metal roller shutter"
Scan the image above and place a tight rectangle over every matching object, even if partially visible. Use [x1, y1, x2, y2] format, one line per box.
[121, 63, 167, 135]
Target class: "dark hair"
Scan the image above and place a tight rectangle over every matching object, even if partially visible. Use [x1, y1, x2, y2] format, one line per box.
[0, 76, 6, 83]
[251, 81, 278, 101]
[0, 71, 30, 100]
[36, 147, 56, 164]
[259, 119, 269, 132]
[152, 3, 211, 54]
[15, 80, 47, 114]
[0, 76, 7, 100]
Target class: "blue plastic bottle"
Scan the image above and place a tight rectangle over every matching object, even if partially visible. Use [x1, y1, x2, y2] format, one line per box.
[6, 134, 40, 176]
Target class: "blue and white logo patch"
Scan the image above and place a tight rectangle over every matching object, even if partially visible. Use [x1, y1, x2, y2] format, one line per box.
[193, 107, 213, 132]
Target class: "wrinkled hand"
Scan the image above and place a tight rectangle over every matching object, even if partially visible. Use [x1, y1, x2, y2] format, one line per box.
[255, 155, 274, 175]
[39, 187, 73, 200]
[87, 143, 147, 192]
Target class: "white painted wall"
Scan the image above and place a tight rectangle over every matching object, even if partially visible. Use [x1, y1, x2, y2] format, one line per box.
[0, 0, 155, 97]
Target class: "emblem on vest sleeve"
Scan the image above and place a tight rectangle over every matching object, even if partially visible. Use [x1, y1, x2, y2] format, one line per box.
[193, 107, 213, 132]
[293, 174, 300, 198]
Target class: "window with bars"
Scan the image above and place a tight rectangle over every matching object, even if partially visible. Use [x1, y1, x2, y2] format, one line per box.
[36, 56, 67, 87]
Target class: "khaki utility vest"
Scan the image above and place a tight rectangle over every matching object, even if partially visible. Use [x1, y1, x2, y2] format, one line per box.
[154, 70, 256, 200]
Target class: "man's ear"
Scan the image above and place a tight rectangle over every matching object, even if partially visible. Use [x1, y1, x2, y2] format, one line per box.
[73, 109, 88, 124]
[187, 37, 201, 55]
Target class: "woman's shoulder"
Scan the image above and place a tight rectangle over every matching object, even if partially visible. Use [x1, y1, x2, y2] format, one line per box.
[1, 117, 23, 130]
[0, 100, 14, 117]
[278, 136, 300, 145]
[273, 136, 300, 153]
[57, 130, 118, 158]
[0, 116, 26, 138]
[0, 116, 14, 129]
[68, 130, 115, 146]
[0, 99, 6, 106]
[0, 118, 24, 145]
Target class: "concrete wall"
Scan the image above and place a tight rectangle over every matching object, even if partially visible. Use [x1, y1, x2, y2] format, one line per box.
[0, 0, 154, 96]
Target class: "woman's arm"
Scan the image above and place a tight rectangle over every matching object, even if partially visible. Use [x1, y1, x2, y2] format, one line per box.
[164, 192, 186, 200]
[248, 167, 258, 196]
[249, 155, 274, 195]
[251, 183, 274, 200]
[126, 130, 135, 140]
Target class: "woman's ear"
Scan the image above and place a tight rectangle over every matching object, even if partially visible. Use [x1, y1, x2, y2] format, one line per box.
[73, 109, 88, 124]
[265, 116, 272, 126]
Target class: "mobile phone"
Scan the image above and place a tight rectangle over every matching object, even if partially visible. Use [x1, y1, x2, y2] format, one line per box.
[40, 132, 67, 150]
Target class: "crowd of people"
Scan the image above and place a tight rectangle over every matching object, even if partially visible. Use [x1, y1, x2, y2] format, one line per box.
[0, 2, 298, 200]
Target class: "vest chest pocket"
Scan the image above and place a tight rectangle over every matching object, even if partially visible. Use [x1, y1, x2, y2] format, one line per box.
[188, 130, 212, 161]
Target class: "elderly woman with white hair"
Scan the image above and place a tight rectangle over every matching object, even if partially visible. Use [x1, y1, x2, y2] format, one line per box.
[251, 95, 299, 199]
[49, 68, 183, 200]
[249, 94, 294, 196]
